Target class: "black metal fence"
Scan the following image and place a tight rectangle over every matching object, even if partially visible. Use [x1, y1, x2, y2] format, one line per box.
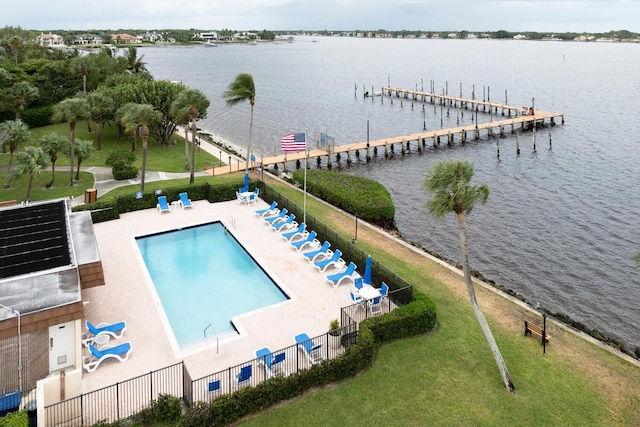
[44, 181, 417, 425]
[259, 184, 413, 305]
[44, 363, 183, 426]
[341, 286, 411, 328]
[187, 326, 357, 404]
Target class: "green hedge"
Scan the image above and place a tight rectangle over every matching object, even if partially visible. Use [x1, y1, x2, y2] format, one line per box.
[112, 166, 139, 181]
[180, 290, 436, 426]
[292, 169, 395, 229]
[21, 105, 53, 128]
[71, 180, 257, 223]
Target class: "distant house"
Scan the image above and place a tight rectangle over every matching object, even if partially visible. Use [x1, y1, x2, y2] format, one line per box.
[447, 33, 458, 39]
[74, 34, 103, 45]
[36, 33, 65, 48]
[137, 32, 163, 43]
[196, 32, 218, 41]
[513, 34, 528, 40]
[110, 33, 139, 44]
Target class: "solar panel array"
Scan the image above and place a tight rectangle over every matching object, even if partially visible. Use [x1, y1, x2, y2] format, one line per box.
[0, 201, 72, 279]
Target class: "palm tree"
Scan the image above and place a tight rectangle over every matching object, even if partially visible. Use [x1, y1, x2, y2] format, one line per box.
[7, 81, 39, 120]
[70, 54, 95, 94]
[39, 132, 69, 188]
[7, 36, 22, 64]
[171, 88, 210, 184]
[52, 97, 90, 186]
[223, 73, 255, 174]
[71, 139, 95, 180]
[1, 119, 31, 189]
[86, 91, 115, 150]
[121, 103, 161, 192]
[424, 159, 515, 392]
[12, 146, 48, 201]
[123, 46, 147, 74]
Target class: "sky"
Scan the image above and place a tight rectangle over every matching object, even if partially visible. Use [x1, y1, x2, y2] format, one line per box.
[4, 0, 639, 33]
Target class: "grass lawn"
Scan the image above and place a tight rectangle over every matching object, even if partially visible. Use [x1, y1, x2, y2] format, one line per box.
[0, 122, 220, 203]
[235, 177, 640, 426]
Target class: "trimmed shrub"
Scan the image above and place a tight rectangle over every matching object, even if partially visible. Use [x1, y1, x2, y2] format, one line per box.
[21, 105, 53, 128]
[106, 150, 138, 181]
[292, 169, 395, 229]
[72, 199, 119, 223]
[131, 394, 182, 425]
[111, 165, 138, 180]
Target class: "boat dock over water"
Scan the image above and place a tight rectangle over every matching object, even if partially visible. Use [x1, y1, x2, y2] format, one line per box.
[206, 88, 565, 176]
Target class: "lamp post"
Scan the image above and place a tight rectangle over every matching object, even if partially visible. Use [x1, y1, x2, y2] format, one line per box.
[0, 303, 22, 391]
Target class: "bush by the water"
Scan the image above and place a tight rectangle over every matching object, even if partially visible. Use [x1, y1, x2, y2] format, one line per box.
[292, 169, 395, 229]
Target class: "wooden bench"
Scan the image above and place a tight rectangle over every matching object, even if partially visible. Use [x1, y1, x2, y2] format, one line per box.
[524, 320, 550, 344]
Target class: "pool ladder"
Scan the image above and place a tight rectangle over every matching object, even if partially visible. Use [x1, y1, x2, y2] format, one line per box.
[203, 323, 220, 354]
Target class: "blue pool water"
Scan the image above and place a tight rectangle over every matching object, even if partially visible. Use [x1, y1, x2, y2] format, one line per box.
[136, 222, 288, 349]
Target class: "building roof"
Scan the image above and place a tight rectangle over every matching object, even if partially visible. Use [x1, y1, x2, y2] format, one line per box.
[0, 199, 99, 317]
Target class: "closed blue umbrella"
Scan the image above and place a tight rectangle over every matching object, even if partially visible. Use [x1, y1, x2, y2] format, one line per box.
[363, 255, 372, 286]
[243, 173, 250, 191]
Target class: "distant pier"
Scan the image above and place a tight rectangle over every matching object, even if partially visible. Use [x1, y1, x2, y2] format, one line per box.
[207, 88, 565, 176]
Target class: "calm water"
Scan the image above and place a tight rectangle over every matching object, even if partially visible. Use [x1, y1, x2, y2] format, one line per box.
[136, 222, 288, 349]
[141, 38, 640, 350]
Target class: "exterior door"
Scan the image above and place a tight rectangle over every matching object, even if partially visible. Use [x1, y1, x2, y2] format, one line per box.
[49, 321, 75, 372]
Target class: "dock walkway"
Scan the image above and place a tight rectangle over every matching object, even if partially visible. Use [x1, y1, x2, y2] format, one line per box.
[207, 89, 565, 175]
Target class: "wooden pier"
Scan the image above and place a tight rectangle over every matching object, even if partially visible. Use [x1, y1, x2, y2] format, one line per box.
[207, 89, 565, 176]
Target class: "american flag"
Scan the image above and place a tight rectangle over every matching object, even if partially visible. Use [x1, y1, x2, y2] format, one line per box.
[280, 132, 307, 153]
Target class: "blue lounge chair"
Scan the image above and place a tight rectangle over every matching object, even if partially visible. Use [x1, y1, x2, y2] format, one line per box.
[272, 214, 295, 232]
[156, 195, 170, 213]
[82, 342, 132, 372]
[178, 192, 193, 209]
[303, 241, 331, 263]
[235, 365, 252, 389]
[83, 320, 127, 347]
[290, 230, 317, 251]
[255, 201, 277, 218]
[282, 223, 306, 242]
[256, 347, 288, 378]
[294, 333, 324, 366]
[264, 208, 287, 224]
[327, 262, 359, 288]
[314, 249, 343, 272]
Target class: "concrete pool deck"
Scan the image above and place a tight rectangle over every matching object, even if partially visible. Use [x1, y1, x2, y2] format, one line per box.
[81, 198, 351, 391]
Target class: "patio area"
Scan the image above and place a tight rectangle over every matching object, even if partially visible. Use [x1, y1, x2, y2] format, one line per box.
[81, 198, 353, 392]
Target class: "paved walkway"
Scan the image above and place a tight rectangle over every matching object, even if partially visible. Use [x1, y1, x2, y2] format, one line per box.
[73, 126, 244, 207]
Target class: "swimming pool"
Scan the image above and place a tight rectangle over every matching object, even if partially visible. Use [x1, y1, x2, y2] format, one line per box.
[136, 222, 288, 350]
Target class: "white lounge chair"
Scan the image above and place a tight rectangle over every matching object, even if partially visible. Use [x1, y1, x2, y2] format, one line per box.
[281, 223, 306, 242]
[156, 196, 170, 213]
[256, 347, 289, 378]
[303, 242, 331, 263]
[82, 342, 132, 372]
[255, 201, 278, 218]
[326, 262, 359, 287]
[314, 249, 344, 272]
[294, 333, 324, 366]
[82, 320, 127, 347]
[290, 231, 318, 251]
[178, 192, 193, 209]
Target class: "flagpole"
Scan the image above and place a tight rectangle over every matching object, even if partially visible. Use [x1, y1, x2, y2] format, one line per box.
[303, 132, 308, 224]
